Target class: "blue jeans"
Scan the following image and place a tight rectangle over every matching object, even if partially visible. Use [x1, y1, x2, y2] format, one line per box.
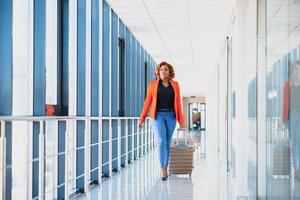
[151, 111, 177, 168]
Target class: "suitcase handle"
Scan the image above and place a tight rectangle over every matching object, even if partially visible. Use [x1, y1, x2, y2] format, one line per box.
[176, 128, 190, 147]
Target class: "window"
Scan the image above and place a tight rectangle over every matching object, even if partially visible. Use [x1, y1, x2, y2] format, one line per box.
[45, 0, 69, 116]
[118, 37, 125, 116]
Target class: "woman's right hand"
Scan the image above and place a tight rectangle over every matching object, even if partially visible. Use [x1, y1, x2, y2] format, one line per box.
[138, 121, 143, 129]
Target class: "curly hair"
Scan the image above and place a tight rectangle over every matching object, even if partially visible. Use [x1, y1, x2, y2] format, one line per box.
[154, 61, 175, 80]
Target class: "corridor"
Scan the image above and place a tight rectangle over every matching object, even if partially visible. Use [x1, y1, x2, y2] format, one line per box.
[1, 0, 300, 199]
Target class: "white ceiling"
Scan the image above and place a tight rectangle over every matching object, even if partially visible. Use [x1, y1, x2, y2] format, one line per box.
[107, 0, 233, 97]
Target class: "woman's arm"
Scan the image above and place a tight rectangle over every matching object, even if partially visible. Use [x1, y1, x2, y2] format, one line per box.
[177, 83, 185, 124]
[139, 81, 153, 124]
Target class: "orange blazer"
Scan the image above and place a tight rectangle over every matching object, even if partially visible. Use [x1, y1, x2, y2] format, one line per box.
[139, 79, 185, 124]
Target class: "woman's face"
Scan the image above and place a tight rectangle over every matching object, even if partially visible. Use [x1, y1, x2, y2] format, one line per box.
[159, 65, 170, 80]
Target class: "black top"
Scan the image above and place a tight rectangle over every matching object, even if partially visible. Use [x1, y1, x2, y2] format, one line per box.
[156, 80, 175, 110]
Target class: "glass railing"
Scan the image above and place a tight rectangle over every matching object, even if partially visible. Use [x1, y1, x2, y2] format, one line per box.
[0, 116, 153, 200]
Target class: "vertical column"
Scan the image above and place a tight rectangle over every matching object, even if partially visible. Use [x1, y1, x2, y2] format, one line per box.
[38, 121, 45, 199]
[68, 0, 77, 196]
[257, 0, 267, 197]
[141, 122, 144, 156]
[102, 0, 110, 176]
[131, 120, 134, 163]
[64, 120, 69, 200]
[147, 119, 150, 152]
[108, 5, 112, 176]
[98, 0, 103, 184]
[84, 119, 90, 192]
[109, 119, 112, 176]
[84, 0, 92, 192]
[125, 119, 128, 166]
[117, 119, 121, 171]
[91, 0, 100, 184]
[12, 0, 35, 198]
[98, 119, 103, 183]
[33, 0, 46, 198]
[137, 120, 140, 158]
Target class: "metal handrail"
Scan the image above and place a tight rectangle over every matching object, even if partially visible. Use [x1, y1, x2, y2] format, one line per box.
[0, 115, 141, 121]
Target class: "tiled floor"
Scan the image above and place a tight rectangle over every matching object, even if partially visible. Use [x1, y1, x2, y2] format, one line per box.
[76, 131, 218, 200]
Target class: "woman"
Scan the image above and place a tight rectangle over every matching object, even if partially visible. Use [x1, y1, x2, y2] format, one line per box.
[138, 61, 185, 181]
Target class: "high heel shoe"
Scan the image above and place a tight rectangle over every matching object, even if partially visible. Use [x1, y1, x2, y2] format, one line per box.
[164, 168, 169, 178]
[160, 168, 166, 181]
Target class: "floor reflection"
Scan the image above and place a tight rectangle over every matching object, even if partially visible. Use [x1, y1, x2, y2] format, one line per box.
[76, 131, 214, 200]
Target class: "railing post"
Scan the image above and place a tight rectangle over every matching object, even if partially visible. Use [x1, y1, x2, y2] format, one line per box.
[141, 120, 144, 156]
[131, 120, 134, 163]
[98, 119, 103, 183]
[125, 119, 128, 166]
[136, 119, 140, 158]
[65, 120, 69, 200]
[0, 121, 6, 200]
[109, 119, 112, 176]
[117, 119, 121, 171]
[38, 121, 45, 200]
[151, 122, 154, 149]
[147, 119, 150, 152]
[84, 119, 91, 192]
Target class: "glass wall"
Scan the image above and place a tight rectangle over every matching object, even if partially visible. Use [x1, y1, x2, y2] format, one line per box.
[265, 0, 300, 199]
[245, 1, 258, 198]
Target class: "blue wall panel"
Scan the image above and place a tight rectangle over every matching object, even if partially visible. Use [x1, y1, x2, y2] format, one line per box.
[77, 0, 86, 116]
[137, 43, 141, 115]
[58, 121, 66, 198]
[112, 120, 118, 170]
[76, 121, 85, 189]
[91, 0, 100, 117]
[102, 120, 109, 176]
[111, 11, 118, 170]
[91, 121, 99, 182]
[0, 0, 12, 116]
[0, 1, 12, 199]
[102, 1, 110, 116]
[33, 0, 46, 116]
[130, 34, 134, 116]
[133, 38, 137, 116]
[111, 11, 118, 117]
[76, 0, 86, 191]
